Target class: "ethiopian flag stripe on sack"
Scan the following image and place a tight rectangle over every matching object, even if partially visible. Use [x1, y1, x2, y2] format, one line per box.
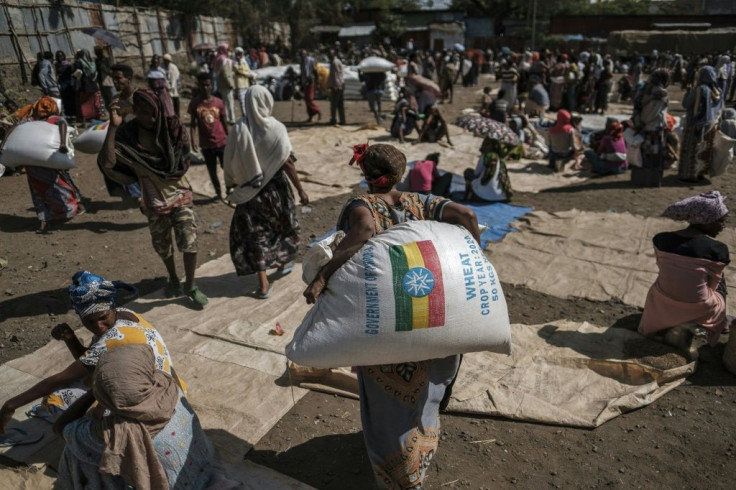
[389, 240, 445, 331]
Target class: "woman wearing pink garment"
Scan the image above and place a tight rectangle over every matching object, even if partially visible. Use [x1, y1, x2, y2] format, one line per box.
[639, 191, 734, 349]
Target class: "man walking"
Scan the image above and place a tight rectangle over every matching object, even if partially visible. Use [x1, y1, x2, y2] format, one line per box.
[327, 49, 345, 126]
[300, 49, 321, 123]
[162, 54, 181, 118]
[38, 51, 60, 99]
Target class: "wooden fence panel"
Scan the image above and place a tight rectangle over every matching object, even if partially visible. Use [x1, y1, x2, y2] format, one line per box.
[0, 0, 233, 85]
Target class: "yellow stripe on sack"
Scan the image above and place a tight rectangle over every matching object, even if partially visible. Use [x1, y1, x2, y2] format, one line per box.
[403, 242, 430, 329]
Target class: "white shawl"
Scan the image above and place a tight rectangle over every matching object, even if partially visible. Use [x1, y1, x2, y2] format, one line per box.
[224, 85, 292, 204]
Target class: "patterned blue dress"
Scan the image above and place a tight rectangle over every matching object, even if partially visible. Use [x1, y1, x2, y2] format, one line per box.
[57, 390, 214, 489]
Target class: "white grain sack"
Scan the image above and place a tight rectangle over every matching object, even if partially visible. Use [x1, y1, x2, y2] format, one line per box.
[287, 221, 511, 368]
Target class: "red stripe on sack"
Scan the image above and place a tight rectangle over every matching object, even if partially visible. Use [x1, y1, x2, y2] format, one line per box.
[416, 240, 445, 327]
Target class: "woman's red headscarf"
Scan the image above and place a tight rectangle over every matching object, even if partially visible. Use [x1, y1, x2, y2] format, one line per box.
[549, 110, 573, 135]
[349, 143, 406, 190]
[609, 121, 623, 140]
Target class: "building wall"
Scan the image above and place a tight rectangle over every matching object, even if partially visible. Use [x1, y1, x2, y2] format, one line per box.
[705, 0, 736, 15]
[550, 14, 736, 37]
[429, 23, 465, 51]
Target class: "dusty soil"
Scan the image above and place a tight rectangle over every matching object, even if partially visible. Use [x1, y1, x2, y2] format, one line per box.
[2, 76, 736, 489]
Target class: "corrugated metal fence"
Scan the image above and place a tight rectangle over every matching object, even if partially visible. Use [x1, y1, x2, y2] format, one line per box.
[0, 0, 237, 84]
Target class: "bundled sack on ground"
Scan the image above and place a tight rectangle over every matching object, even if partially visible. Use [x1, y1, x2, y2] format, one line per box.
[287, 220, 511, 368]
[73, 121, 108, 154]
[0, 120, 75, 169]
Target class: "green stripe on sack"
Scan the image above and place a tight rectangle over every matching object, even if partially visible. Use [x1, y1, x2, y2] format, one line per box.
[389, 245, 413, 331]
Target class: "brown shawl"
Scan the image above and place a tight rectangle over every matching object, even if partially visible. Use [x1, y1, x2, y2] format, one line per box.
[93, 344, 179, 490]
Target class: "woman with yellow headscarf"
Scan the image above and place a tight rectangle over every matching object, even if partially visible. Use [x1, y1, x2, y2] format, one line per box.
[16, 96, 86, 232]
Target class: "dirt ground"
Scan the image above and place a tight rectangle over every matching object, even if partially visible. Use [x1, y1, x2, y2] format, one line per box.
[1, 76, 736, 489]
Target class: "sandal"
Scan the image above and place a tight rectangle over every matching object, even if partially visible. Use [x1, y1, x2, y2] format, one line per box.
[186, 286, 209, 308]
[165, 281, 182, 299]
[252, 285, 273, 300]
[26, 404, 61, 423]
[277, 262, 294, 276]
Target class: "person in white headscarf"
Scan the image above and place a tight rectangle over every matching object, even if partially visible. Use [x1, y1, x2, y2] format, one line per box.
[715, 55, 732, 94]
[224, 85, 310, 298]
[721, 108, 736, 139]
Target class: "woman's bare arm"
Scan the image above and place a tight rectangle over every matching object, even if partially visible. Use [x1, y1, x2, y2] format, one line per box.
[304, 205, 375, 304]
[440, 202, 481, 244]
[282, 157, 309, 204]
[0, 360, 91, 433]
[53, 390, 95, 436]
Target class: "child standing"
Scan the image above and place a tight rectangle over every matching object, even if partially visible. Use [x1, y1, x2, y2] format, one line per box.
[188, 73, 229, 200]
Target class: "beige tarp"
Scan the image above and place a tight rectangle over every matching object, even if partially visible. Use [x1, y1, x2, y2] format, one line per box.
[447, 321, 693, 427]
[188, 124, 589, 199]
[0, 461, 313, 490]
[291, 320, 694, 428]
[485, 210, 736, 311]
[0, 465, 57, 490]
[0, 256, 316, 488]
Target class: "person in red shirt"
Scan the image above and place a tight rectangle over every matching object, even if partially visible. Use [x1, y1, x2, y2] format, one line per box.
[188, 73, 229, 199]
[409, 152, 453, 197]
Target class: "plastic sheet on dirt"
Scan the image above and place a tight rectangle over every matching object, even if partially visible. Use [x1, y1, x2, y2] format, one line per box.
[0, 255, 316, 488]
[485, 209, 736, 312]
[290, 320, 695, 428]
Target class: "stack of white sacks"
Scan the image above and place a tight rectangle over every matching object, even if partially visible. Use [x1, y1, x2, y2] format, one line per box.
[252, 58, 399, 102]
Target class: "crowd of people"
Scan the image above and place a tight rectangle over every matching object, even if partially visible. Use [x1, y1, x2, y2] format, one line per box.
[1, 38, 736, 489]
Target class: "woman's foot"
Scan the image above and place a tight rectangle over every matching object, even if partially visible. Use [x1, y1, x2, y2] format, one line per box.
[277, 262, 294, 276]
[36, 222, 49, 234]
[165, 279, 182, 298]
[186, 286, 208, 308]
[252, 284, 273, 300]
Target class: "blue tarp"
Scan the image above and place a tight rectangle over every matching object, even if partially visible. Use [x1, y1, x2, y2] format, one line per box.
[308, 202, 532, 249]
[461, 202, 533, 248]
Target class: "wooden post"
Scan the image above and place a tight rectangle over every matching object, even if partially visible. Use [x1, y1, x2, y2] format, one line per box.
[97, 3, 115, 64]
[132, 8, 147, 73]
[2, 2, 29, 83]
[30, 5, 47, 56]
[56, 1, 76, 59]
[156, 8, 167, 56]
[211, 16, 218, 46]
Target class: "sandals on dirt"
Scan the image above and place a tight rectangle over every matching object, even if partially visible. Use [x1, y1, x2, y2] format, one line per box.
[186, 286, 209, 308]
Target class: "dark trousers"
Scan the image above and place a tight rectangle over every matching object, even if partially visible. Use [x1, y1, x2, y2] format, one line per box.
[329, 88, 345, 125]
[630, 165, 663, 188]
[202, 147, 225, 197]
[172, 96, 180, 119]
